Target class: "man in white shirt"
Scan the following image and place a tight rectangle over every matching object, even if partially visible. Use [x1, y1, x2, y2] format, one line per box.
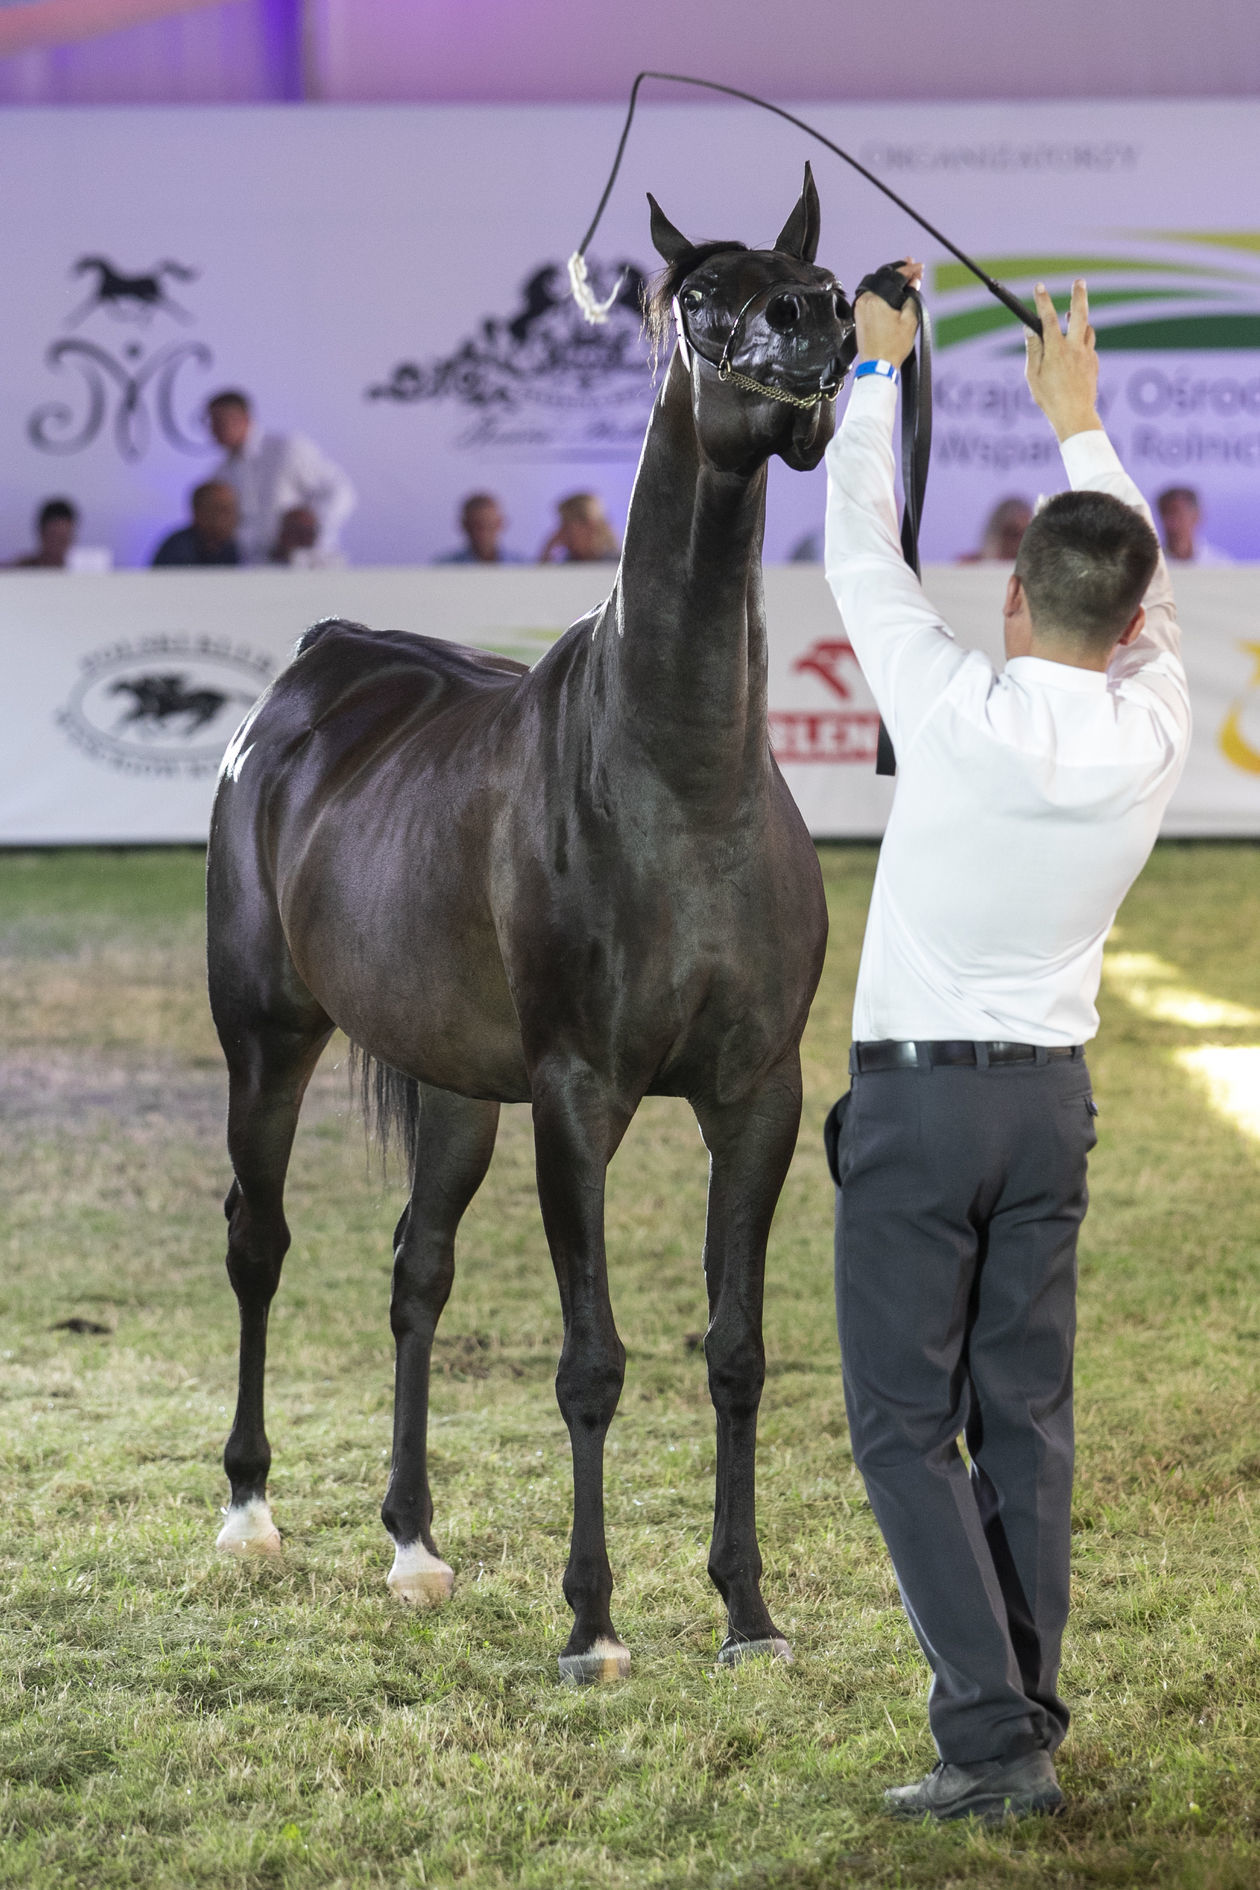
[824, 275, 1189, 1823]
[206, 389, 357, 566]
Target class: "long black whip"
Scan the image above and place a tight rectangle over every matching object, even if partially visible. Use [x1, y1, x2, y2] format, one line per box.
[568, 70, 1042, 337]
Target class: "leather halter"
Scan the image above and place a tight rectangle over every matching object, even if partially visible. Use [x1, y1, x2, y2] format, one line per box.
[671, 275, 853, 412]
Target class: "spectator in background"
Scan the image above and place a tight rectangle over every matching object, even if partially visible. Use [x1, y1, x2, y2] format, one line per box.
[1156, 486, 1232, 564]
[205, 388, 356, 565]
[268, 504, 345, 568]
[958, 496, 1033, 563]
[151, 481, 241, 567]
[10, 497, 78, 568]
[436, 492, 525, 565]
[539, 491, 620, 563]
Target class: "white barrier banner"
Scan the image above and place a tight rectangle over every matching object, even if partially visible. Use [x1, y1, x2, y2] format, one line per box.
[1, 566, 1258, 844]
[1, 102, 1260, 568]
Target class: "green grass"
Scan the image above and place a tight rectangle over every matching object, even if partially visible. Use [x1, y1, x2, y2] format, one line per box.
[1, 843, 1259, 1888]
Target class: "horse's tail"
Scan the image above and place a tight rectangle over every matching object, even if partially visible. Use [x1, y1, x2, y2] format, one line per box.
[349, 1042, 420, 1176]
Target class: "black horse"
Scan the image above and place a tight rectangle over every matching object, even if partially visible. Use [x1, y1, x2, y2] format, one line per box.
[206, 168, 854, 1679]
[111, 674, 247, 736]
[68, 257, 197, 326]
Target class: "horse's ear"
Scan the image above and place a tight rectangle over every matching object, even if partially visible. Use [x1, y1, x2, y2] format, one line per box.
[774, 163, 821, 262]
[647, 194, 692, 266]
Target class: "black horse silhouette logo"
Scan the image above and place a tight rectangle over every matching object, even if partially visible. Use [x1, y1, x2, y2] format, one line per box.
[68, 257, 198, 327]
[110, 673, 251, 736]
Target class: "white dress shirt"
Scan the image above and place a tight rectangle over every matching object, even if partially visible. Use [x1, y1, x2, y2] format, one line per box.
[824, 375, 1191, 1047]
[214, 423, 357, 564]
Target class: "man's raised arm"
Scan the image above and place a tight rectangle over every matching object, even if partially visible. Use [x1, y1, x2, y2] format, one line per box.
[823, 263, 973, 756]
[1024, 278, 1184, 700]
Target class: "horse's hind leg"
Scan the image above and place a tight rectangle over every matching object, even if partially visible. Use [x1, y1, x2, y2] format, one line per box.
[382, 1083, 499, 1604]
[213, 984, 331, 1556]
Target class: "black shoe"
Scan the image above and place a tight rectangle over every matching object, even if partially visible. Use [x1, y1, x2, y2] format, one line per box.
[884, 1750, 1064, 1823]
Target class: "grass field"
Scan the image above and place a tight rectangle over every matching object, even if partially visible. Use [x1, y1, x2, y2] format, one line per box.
[2, 843, 1259, 1889]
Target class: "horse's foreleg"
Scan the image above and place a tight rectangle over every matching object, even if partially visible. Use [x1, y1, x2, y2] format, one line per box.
[217, 1017, 331, 1555]
[382, 1084, 499, 1605]
[694, 1057, 803, 1665]
[532, 1061, 630, 1683]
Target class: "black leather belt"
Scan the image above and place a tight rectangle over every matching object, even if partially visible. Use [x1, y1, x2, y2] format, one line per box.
[851, 1040, 1083, 1073]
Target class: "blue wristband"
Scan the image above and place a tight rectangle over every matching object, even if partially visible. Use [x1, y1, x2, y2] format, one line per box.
[855, 359, 900, 384]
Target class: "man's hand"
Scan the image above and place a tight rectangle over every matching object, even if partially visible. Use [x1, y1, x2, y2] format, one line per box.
[854, 259, 923, 369]
[1025, 279, 1104, 441]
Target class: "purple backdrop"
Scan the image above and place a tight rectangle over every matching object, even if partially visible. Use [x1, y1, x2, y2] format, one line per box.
[1, 0, 1258, 105]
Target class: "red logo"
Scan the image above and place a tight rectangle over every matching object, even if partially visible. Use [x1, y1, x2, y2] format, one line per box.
[772, 638, 879, 765]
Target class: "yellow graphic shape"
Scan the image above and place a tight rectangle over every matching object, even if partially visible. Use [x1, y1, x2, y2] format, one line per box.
[1175, 1046, 1260, 1144]
[1102, 951, 1260, 1028]
[1219, 645, 1260, 774]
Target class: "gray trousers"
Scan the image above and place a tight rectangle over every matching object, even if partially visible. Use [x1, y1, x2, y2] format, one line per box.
[832, 1051, 1097, 1763]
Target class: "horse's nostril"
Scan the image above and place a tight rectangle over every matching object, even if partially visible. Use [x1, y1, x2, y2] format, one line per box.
[766, 294, 801, 332]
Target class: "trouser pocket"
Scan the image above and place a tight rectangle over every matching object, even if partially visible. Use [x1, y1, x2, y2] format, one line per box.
[824, 1090, 851, 1187]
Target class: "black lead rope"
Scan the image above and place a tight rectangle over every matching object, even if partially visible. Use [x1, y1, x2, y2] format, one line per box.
[852, 265, 934, 776]
[570, 70, 1026, 779]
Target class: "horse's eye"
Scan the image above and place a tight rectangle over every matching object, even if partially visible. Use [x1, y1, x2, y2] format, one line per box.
[681, 288, 703, 310]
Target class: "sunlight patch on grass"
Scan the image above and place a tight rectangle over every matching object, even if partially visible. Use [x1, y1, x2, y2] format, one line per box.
[1173, 1045, 1260, 1144]
[1101, 950, 1260, 1029]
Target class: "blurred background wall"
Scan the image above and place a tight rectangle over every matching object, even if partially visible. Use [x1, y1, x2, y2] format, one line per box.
[2, 0, 1259, 107]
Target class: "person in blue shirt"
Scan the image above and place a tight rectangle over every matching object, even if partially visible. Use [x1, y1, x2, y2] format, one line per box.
[151, 482, 241, 568]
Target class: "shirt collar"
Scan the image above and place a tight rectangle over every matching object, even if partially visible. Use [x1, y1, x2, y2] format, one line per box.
[1004, 655, 1109, 694]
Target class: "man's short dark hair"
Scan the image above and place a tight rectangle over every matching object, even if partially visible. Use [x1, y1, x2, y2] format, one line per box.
[205, 389, 251, 415]
[1014, 490, 1159, 655]
[1156, 485, 1198, 511]
[37, 497, 77, 530]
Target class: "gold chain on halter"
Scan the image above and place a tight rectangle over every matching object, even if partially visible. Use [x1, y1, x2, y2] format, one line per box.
[716, 359, 837, 411]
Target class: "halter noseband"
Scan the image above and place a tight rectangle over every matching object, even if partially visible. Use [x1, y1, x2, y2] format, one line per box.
[671, 275, 853, 412]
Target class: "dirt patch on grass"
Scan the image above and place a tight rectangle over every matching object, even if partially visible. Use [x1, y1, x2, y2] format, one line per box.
[0, 1046, 354, 1138]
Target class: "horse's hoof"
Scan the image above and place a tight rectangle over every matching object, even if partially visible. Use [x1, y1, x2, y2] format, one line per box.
[216, 1500, 282, 1557]
[717, 1634, 793, 1667]
[558, 1638, 632, 1685]
[386, 1541, 455, 1606]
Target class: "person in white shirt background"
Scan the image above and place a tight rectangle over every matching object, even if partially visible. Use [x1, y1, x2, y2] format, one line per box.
[205, 388, 357, 566]
[1156, 484, 1233, 565]
[823, 272, 1190, 1824]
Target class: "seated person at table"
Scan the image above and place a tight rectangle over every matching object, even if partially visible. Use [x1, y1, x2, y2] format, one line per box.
[538, 491, 620, 563]
[151, 482, 241, 567]
[958, 495, 1033, 563]
[10, 497, 79, 568]
[1156, 486, 1232, 565]
[436, 492, 525, 565]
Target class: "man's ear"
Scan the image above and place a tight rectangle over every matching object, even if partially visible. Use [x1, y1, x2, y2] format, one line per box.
[1116, 603, 1146, 647]
[1003, 572, 1025, 618]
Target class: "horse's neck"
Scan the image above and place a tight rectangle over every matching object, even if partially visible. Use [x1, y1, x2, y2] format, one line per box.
[599, 358, 770, 802]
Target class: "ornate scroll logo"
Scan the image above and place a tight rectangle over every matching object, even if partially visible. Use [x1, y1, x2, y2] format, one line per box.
[28, 256, 214, 463]
[365, 258, 654, 458]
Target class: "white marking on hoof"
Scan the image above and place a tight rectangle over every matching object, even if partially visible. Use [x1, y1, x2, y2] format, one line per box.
[386, 1540, 455, 1606]
[216, 1499, 281, 1557]
[718, 1635, 793, 1667]
[558, 1637, 632, 1685]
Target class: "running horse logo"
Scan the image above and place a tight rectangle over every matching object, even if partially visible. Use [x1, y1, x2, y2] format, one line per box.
[793, 638, 862, 699]
[110, 673, 252, 737]
[67, 257, 198, 327]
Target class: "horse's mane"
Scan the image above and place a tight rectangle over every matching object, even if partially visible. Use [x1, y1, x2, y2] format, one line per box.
[642, 240, 749, 371]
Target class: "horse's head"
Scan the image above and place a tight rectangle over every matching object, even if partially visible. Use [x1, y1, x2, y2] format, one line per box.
[645, 165, 856, 474]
